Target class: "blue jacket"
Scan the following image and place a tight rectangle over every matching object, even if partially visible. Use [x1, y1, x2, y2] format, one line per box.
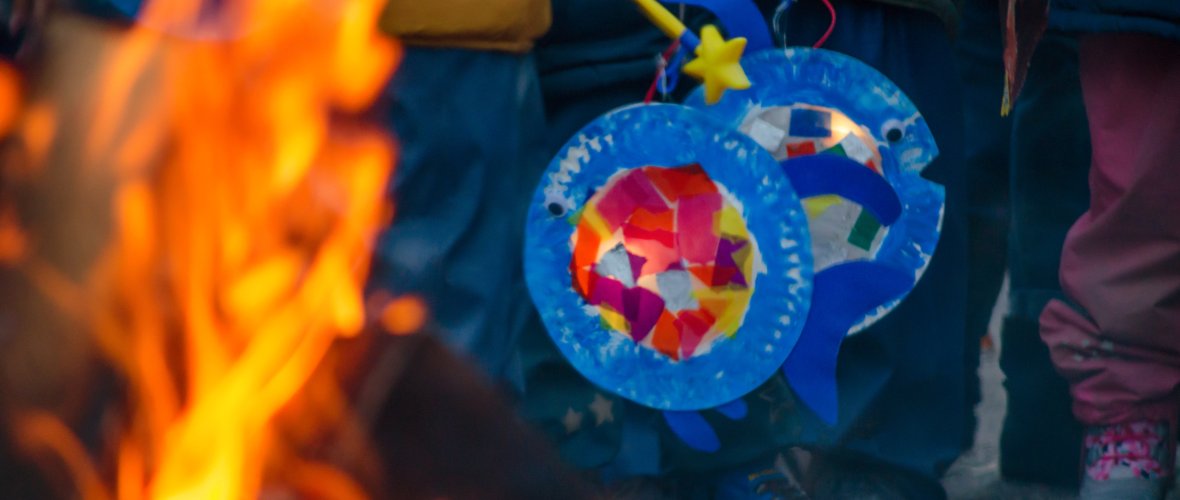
[1050, 0, 1180, 39]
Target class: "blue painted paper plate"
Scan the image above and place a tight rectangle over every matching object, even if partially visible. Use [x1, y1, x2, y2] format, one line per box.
[687, 48, 945, 335]
[524, 103, 814, 410]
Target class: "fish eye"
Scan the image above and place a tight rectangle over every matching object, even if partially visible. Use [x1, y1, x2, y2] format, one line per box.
[547, 202, 567, 217]
[881, 119, 905, 143]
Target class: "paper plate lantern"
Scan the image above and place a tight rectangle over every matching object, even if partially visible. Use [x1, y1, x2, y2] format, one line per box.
[524, 103, 813, 410]
[687, 47, 944, 335]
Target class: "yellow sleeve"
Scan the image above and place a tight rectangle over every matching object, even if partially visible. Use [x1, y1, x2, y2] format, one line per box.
[380, 0, 553, 53]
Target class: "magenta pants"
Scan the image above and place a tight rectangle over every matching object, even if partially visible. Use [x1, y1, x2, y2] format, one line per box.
[1040, 33, 1180, 426]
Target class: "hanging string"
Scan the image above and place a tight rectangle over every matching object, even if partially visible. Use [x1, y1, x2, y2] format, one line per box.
[643, 2, 689, 104]
[642, 0, 837, 103]
[772, 0, 837, 49]
[813, 0, 837, 48]
[659, 43, 686, 97]
[644, 39, 682, 103]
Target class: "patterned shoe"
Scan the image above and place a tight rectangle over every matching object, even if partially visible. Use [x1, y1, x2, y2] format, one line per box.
[1080, 420, 1173, 500]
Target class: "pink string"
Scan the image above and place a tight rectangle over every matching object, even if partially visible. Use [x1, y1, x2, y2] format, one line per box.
[813, 0, 837, 48]
[645, 40, 682, 104]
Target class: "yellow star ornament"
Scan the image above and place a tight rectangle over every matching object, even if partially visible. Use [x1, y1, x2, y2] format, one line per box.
[683, 25, 752, 105]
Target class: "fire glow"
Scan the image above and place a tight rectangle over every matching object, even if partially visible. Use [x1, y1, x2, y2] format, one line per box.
[1, 0, 409, 498]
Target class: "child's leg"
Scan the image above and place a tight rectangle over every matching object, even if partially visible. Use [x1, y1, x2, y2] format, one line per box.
[1001, 30, 1090, 488]
[1040, 33, 1180, 495]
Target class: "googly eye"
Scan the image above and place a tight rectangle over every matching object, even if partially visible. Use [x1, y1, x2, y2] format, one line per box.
[881, 119, 905, 143]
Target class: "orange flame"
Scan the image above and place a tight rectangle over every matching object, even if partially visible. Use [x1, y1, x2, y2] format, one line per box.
[380, 295, 428, 336]
[4, 0, 402, 498]
[0, 61, 19, 137]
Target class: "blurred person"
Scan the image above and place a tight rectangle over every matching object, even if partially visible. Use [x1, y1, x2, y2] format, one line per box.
[956, 0, 1012, 453]
[1031, 2, 1180, 499]
[992, 20, 1092, 496]
[368, 0, 552, 381]
[955, 0, 1090, 488]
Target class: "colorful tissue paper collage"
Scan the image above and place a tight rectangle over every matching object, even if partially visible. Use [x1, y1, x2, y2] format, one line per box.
[570, 164, 759, 362]
[526, 104, 813, 411]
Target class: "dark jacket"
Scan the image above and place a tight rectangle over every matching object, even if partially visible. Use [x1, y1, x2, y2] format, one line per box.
[536, 0, 667, 102]
[536, 0, 964, 105]
[1050, 0, 1180, 39]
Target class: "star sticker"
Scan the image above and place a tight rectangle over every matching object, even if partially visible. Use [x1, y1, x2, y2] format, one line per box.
[683, 25, 751, 105]
[563, 408, 585, 434]
[589, 393, 615, 426]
